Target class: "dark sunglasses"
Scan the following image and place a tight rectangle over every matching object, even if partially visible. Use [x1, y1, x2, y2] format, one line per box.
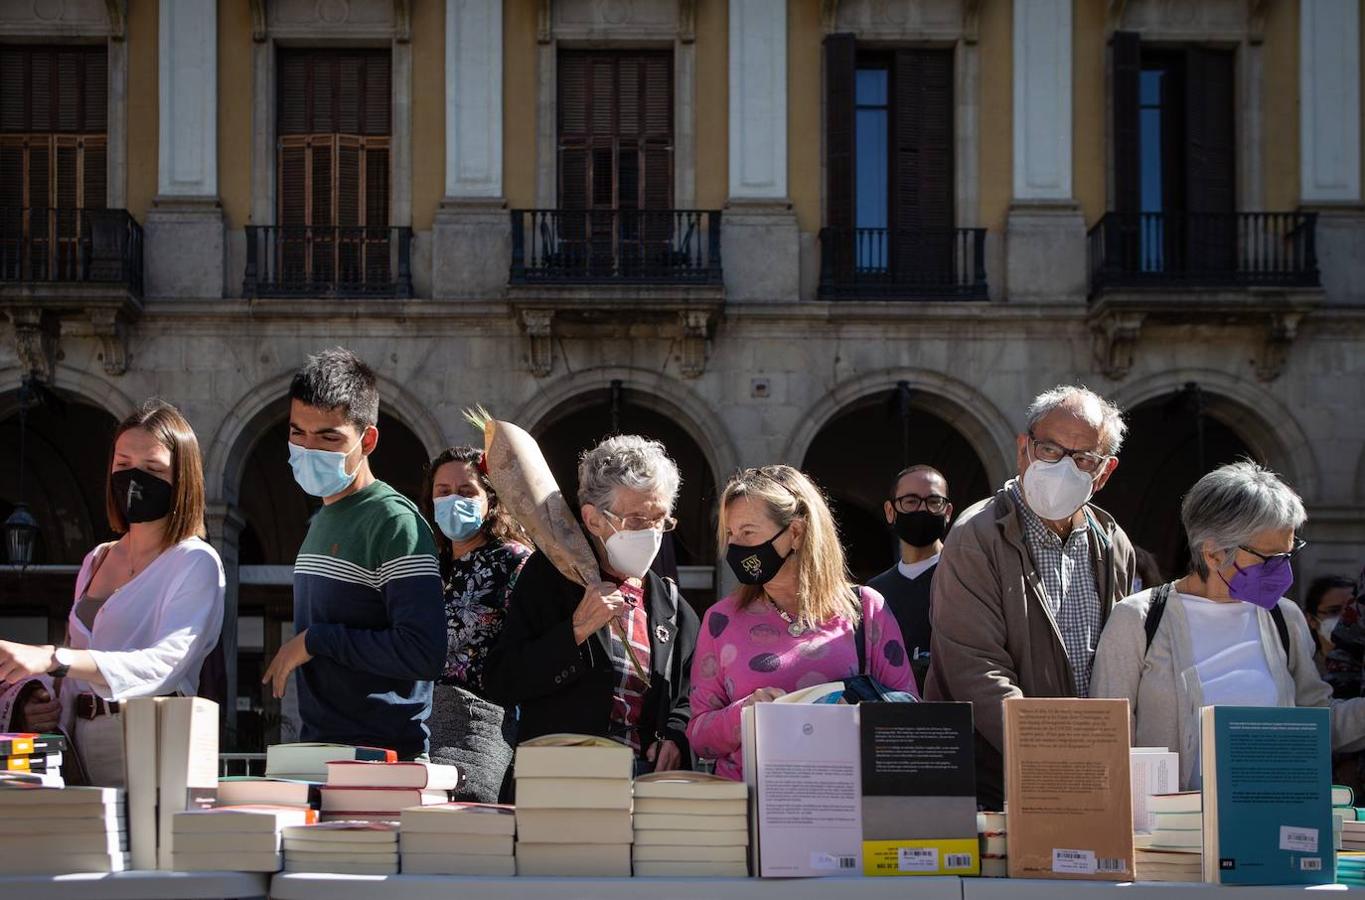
[1237, 537, 1307, 568]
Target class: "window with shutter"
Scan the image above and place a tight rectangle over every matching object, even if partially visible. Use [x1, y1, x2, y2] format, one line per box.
[890, 49, 954, 282]
[824, 34, 857, 280]
[276, 49, 392, 287]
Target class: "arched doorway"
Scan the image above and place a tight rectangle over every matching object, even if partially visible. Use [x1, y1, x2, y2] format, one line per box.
[0, 386, 118, 639]
[1101, 385, 1259, 581]
[802, 387, 992, 582]
[533, 384, 719, 611]
[233, 405, 433, 751]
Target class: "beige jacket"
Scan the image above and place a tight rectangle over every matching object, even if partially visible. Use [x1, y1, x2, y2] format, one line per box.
[1091, 587, 1365, 790]
[924, 484, 1136, 805]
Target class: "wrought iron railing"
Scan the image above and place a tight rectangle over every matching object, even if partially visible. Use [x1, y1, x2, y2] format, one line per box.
[510, 209, 722, 284]
[243, 225, 413, 299]
[818, 227, 988, 300]
[0, 207, 144, 295]
[1087, 211, 1319, 293]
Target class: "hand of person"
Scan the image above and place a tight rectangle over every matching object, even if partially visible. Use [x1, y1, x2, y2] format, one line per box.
[0, 640, 55, 684]
[647, 738, 683, 772]
[740, 686, 786, 708]
[20, 686, 61, 733]
[261, 630, 313, 699]
[572, 581, 626, 645]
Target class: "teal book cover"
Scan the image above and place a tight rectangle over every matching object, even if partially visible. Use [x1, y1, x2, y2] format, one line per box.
[1201, 705, 1333, 885]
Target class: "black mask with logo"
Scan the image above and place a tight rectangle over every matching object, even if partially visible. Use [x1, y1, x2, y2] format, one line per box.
[111, 467, 174, 524]
[892, 510, 948, 548]
[725, 524, 792, 586]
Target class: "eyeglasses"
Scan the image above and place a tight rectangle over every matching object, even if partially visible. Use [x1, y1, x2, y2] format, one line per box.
[1027, 431, 1111, 474]
[892, 492, 950, 515]
[602, 508, 678, 533]
[1238, 537, 1307, 571]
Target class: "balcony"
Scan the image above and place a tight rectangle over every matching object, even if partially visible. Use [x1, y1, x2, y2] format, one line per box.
[0, 207, 144, 297]
[243, 226, 414, 299]
[509, 209, 722, 285]
[1087, 211, 1320, 294]
[818, 227, 988, 300]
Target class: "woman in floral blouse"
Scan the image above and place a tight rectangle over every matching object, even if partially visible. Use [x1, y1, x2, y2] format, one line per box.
[421, 445, 532, 802]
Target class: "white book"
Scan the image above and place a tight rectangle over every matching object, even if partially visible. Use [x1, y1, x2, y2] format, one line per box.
[633, 771, 749, 801]
[632, 843, 749, 862]
[173, 831, 281, 854]
[0, 830, 127, 853]
[283, 839, 404, 856]
[633, 797, 748, 816]
[515, 807, 633, 844]
[0, 784, 122, 805]
[514, 842, 631, 877]
[0, 852, 129, 875]
[633, 812, 747, 832]
[400, 802, 516, 836]
[0, 806, 125, 833]
[174, 805, 315, 833]
[1130, 747, 1180, 834]
[282, 821, 399, 843]
[401, 853, 517, 876]
[287, 849, 399, 864]
[172, 851, 282, 872]
[284, 858, 398, 875]
[155, 697, 220, 870]
[514, 777, 632, 810]
[514, 734, 634, 780]
[122, 696, 164, 871]
[398, 831, 515, 855]
[633, 860, 750, 877]
[632, 828, 749, 847]
[325, 760, 463, 791]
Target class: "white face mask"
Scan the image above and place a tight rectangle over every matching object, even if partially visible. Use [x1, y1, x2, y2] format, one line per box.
[604, 527, 664, 580]
[1319, 615, 1341, 642]
[1021, 451, 1097, 521]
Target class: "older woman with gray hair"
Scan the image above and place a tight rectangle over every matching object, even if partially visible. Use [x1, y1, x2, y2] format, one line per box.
[485, 435, 700, 773]
[1092, 461, 1365, 789]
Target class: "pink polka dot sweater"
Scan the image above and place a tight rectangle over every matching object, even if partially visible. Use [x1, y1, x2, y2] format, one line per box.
[685, 585, 917, 780]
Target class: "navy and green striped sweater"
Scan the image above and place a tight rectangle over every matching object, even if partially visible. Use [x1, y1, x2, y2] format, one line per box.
[296, 480, 445, 758]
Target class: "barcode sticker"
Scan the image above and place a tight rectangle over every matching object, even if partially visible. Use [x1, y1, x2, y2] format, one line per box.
[1052, 848, 1097, 875]
[811, 852, 858, 871]
[1280, 826, 1319, 853]
[945, 853, 974, 870]
[897, 848, 938, 872]
[1097, 857, 1128, 874]
[1302, 858, 1323, 871]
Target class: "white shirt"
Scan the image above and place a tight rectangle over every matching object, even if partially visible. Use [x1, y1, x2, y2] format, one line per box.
[897, 553, 940, 582]
[1178, 591, 1278, 707]
[69, 539, 226, 701]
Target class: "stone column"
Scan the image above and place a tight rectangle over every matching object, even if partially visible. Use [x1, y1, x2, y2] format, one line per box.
[433, 0, 509, 299]
[205, 502, 245, 747]
[723, 0, 799, 303]
[1005, 0, 1085, 302]
[144, 0, 224, 299]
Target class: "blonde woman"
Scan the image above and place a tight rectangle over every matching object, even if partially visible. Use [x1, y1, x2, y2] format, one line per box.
[686, 465, 914, 779]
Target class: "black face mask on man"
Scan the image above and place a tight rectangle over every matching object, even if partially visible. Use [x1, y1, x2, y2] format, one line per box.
[725, 524, 792, 586]
[111, 467, 174, 524]
[892, 510, 948, 548]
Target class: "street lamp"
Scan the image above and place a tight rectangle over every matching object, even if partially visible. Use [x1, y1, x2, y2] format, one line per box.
[4, 376, 39, 567]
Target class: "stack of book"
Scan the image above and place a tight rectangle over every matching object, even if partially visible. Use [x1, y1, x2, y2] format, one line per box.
[282, 821, 400, 874]
[1133, 791, 1201, 882]
[1333, 785, 1356, 850]
[977, 812, 1007, 877]
[1338, 850, 1365, 886]
[265, 742, 397, 782]
[218, 775, 321, 811]
[0, 783, 126, 874]
[631, 771, 748, 877]
[122, 696, 220, 869]
[513, 734, 634, 877]
[1340, 819, 1365, 852]
[171, 804, 316, 872]
[0, 732, 66, 787]
[400, 802, 516, 875]
[318, 759, 462, 823]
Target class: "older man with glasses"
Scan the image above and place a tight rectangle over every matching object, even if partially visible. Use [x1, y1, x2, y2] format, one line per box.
[924, 385, 1137, 808]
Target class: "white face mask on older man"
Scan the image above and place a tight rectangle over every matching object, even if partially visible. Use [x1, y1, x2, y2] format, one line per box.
[1022, 453, 1097, 521]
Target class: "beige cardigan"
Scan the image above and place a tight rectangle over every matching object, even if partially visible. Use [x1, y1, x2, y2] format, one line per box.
[1090, 586, 1365, 790]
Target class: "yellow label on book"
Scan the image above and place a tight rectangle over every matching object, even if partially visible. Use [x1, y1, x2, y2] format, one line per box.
[862, 838, 980, 877]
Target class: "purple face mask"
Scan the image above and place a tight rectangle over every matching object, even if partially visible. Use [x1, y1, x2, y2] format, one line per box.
[1222, 555, 1296, 610]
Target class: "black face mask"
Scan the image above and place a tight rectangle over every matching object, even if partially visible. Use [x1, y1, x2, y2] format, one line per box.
[111, 467, 174, 524]
[725, 524, 792, 586]
[892, 510, 948, 548]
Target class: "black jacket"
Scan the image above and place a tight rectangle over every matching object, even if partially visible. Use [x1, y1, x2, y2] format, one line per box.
[484, 551, 699, 759]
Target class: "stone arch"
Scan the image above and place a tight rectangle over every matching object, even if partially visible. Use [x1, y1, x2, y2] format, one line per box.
[783, 368, 1018, 489]
[1108, 368, 1319, 502]
[0, 364, 137, 423]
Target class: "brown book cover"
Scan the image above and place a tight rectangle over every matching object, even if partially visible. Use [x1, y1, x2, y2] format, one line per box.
[1003, 697, 1134, 881]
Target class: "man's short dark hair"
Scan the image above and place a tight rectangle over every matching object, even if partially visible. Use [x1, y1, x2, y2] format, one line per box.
[888, 464, 949, 499]
[290, 347, 379, 430]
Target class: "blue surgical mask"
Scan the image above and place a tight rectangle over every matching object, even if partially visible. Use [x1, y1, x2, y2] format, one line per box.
[288, 441, 360, 498]
[434, 494, 484, 543]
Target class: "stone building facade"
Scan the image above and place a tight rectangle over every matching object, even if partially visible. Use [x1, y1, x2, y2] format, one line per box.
[1, 0, 1362, 747]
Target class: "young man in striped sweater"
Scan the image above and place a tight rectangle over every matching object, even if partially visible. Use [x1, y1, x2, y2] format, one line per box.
[261, 348, 445, 759]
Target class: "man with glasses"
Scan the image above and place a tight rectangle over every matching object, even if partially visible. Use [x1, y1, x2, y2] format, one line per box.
[925, 385, 1137, 807]
[869, 465, 954, 690]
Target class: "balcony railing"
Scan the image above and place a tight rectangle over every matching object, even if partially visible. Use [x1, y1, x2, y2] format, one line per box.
[0, 207, 144, 296]
[1087, 212, 1319, 294]
[818, 227, 988, 300]
[243, 226, 413, 299]
[510, 209, 722, 285]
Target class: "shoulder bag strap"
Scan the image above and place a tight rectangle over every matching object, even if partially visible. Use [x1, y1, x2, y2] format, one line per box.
[1143, 581, 1176, 656]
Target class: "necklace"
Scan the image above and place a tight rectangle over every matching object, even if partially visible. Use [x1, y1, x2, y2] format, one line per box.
[766, 594, 807, 637]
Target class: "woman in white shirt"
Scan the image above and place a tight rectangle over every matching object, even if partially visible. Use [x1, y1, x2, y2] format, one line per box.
[0, 400, 224, 786]
[1091, 461, 1365, 790]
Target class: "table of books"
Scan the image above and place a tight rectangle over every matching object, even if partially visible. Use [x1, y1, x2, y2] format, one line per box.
[961, 879, 1358, 898]
[0, 871, 269, 899]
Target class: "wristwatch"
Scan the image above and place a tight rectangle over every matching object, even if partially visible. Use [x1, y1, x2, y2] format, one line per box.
[47, 646, 74, 679]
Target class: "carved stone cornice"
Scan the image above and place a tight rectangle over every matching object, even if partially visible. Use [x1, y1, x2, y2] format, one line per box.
[7, 309, 58, 382]
[1091, 309, 1145, 381]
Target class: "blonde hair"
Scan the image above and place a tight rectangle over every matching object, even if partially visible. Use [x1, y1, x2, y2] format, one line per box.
[717, 465, 859, 630]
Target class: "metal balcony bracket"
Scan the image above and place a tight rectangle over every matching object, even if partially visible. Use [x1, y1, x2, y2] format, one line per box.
[88, 307, 130, 377]
[678, 309, 712, 379]
[521, 309, 556, 378]
[8, 309, 58, 382]
[1255, 310, 1302, 383]
[1091, 309, 1146, 381]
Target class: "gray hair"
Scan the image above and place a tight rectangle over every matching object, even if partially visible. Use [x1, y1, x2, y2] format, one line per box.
[577, 435, 681, 513]
[1181, 461, 1306, 578]
[1025, 385, 1128, 456]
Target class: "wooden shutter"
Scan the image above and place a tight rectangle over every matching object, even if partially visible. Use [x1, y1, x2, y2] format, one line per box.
[1111, 32, 1142, 216]
[1184, 47, 1236, 273]
[891, 49, 954, 280]
[824, 34, 856, 236]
